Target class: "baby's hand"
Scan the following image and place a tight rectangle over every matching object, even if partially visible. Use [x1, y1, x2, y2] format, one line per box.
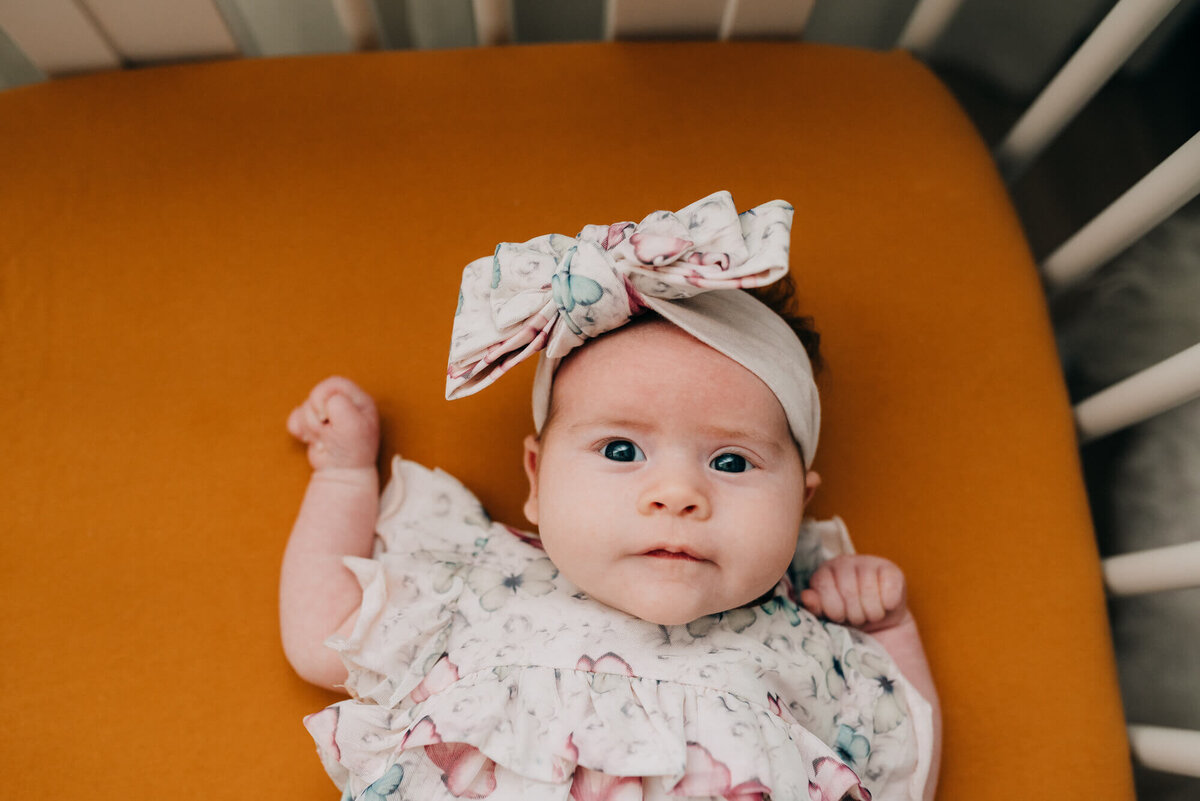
[800, 554, 909, 633]
[287, 376, 380, 471]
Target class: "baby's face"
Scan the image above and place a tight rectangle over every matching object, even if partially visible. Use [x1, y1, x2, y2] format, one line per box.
[523, 320, 819, 626]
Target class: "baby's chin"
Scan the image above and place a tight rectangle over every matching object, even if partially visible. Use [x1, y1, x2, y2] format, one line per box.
[599, 593, 740, 627]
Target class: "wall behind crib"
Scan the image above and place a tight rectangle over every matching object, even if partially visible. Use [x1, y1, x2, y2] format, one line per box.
[1, 0, 1198, 93]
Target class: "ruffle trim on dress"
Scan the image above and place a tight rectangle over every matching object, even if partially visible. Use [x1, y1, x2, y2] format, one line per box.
[308, 664, 872, 801]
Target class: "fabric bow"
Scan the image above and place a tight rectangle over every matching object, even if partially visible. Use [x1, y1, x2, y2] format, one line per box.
[446, 190, 794, 399]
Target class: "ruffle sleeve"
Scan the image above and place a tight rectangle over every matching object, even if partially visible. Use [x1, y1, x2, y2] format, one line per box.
[790, 515, 855, 589]
[325, 457, 492, 707]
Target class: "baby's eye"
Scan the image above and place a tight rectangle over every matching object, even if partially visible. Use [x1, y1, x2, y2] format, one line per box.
[602, 440, 645, 462]
[710, 453, 753, 473]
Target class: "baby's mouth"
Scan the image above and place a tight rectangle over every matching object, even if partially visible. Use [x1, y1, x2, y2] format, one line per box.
[643, 548, 704, 562]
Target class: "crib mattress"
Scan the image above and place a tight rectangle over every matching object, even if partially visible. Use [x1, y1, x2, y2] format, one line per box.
[0, 43, 1132, 798]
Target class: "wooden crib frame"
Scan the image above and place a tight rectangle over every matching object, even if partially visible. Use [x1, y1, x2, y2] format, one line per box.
[3, 0, 1197, 786]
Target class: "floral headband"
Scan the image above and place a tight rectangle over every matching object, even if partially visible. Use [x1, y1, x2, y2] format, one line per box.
[446, 190, 821, 465]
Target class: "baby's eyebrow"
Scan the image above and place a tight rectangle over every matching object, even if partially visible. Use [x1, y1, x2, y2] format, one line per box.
[568, 418, 784, 453]
[565, 418, 653, 434]
[697, 424, 785, 453]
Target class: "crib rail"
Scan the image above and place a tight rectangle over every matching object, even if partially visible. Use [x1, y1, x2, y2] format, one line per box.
[2, 0, 1198, 786]
[1042, 131, 1200, 290]
[896, 0, 965, 54]
[993, 0, 1185, 181]
[1128, 726, 1200, 779]
[1075, 343, 1200, 446]
[1105, 542, 1200, 597]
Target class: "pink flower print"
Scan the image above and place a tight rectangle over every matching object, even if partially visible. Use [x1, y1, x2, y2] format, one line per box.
[400, 717, 498, 798]
[808, 757, 871, 801]
[408, 655, 460, 703]
[400, 715, 441, 750]
[766, 692, 801, 727]
[685, 250, 731, 271]
[504, 524, 545, 551]
[550, 733, 580, 783]
[600, 222, 635, 251]
[670, 743, 770, 801]
[570, 766, 643, 801]
[620, 274, 650, 317]
[426, 742, 498, 798]
[630, 232, 693, 267]
[576, 653, 635, 676]
[577, 652, 635, 692]
[302, 707, 340, 761]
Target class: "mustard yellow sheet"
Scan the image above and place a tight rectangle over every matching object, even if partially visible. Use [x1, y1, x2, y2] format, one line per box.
[0, 42, 1132, 798]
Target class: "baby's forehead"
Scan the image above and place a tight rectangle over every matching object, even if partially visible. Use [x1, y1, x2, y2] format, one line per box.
[550, 320, 792, 428]
[559, 315, 717, 367]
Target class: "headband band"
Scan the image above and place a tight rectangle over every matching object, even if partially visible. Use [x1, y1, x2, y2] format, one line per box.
[446, 190, 821, 464]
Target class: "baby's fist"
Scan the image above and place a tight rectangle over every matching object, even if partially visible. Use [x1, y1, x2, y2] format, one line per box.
[287, 376, 380, 471]
[800, 554, 909, 633]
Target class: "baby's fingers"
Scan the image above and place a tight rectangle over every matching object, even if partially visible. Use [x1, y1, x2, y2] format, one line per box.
[799, 588, 825, 619]
[854, 563, 886, 623]
[876, 562, 907, 613]
[286, 401, 322, 442]
[324, 392, 378, 440]
[312, 377, 377, 423]
[805, 566, 848, 622]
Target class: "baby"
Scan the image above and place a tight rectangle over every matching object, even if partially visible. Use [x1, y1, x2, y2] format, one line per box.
[281, 192, 940, 801]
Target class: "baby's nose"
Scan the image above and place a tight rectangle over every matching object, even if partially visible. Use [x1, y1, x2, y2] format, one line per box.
[637, 472, 712, 519]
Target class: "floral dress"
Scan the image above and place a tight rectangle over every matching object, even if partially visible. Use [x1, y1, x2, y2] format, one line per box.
[305, 458, 934, 801]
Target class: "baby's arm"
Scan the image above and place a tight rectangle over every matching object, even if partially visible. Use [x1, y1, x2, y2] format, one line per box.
[801, 555, 942, 801]
[280, 376, 380, 691]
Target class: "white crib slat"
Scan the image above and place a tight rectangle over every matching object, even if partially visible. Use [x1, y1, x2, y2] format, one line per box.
[472, 0, 512, 46]
[209, 0, 262, 57]
[217, 0, 352, 57]
[0, 0, 120, 75]
[1042, 130, 1200, 290]
[1104, 541, 1200, 596]
[0, 24, 46, 89]
[995, 0, 1182, 181]
[80, 0, 238, 63]
[405, 0, 477, 49]
[1128, 725, 1200, 778]
[333, 0, 382, 50]
[720, 0, 814, 41]
[895, 0, 964, 54]
[608, 0, 726, 40]
[1074, 342, 1200, 444]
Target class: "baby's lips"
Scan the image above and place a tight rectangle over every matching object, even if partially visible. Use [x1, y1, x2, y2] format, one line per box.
[641, 546, 707, 562]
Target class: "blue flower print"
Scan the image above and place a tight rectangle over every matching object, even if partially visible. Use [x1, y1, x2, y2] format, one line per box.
[834, 724, 871, 769]
[358, 764, 404, 801]
[686, 606, 756, 638]
[551, 246, 604, 336]
[761, 594, 804, 626]
[490, 245, 503, 289]
[846, 648, 910, 734]
[467, 557, 558, 611]
[802, 636, 847, 699]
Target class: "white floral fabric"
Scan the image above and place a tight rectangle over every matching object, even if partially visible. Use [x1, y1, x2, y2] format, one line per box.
[445, 190, 793, 400]
[305, 458, 933, 801]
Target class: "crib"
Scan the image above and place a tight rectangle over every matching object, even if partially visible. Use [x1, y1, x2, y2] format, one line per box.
[2, 1, 1198, 798]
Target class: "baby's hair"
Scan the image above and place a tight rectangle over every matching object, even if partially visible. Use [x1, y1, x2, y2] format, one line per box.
[745, 273, 824, 377]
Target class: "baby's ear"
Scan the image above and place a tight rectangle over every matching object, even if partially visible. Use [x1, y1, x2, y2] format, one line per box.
[522, 434, 541, 526]
[803, 469, 822, 505]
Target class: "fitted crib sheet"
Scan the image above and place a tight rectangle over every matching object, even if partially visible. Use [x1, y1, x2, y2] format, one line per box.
[0, 42, 1132, 799]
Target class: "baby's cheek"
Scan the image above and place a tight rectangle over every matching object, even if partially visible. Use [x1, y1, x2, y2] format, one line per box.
[745, 533, 800, 596]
